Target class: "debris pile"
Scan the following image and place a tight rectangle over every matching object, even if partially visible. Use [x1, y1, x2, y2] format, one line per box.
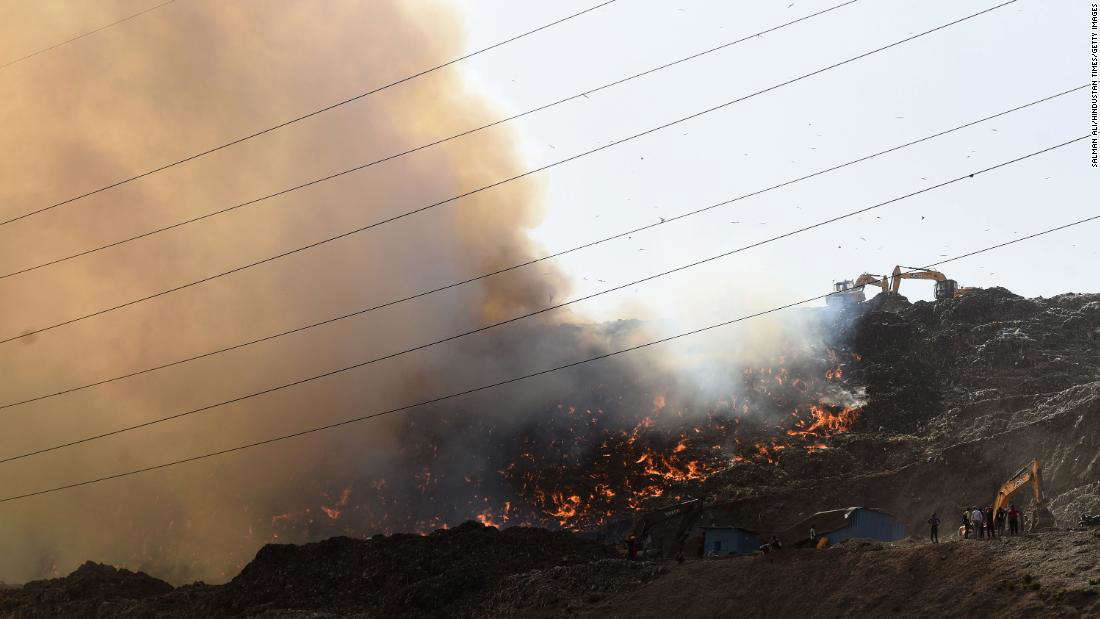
[664, 288, 1100, 538]
[0, 562, 171, 617]
[0, 522, 620, 617]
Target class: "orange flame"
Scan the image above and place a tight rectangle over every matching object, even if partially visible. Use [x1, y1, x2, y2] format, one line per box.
[787, 405, 860, 439]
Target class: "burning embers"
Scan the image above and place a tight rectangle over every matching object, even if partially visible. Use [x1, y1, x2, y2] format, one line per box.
[497, 393, 861, 528]
[264, 348, 864, 537]
[634, 449, 707, 482]
[787, 404, 860, 439]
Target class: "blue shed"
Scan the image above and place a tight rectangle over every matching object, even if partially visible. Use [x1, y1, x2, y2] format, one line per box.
[700, 527, 760, 557]
[787, 507, 906, 547]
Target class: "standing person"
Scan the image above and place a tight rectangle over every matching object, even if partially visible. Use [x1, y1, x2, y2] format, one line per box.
[971, 507, 985, 539]
[1008, 505, 1020, 535]
[962, 510, 971, 539]
[928, 513, 941, 543]
[809, 526, 817, 544]
[985, 506, 996, 540]
[626, 535, 639, 560]
[996, 507, 1007, 534]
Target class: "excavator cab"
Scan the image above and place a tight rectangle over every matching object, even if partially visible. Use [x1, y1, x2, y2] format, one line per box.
[826, 280, 865, 307]
[934, 279, 958, 301]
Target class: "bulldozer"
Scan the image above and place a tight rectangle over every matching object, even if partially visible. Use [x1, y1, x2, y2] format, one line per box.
[825, 273, 889, 307]
[992, 459, 1055, 532]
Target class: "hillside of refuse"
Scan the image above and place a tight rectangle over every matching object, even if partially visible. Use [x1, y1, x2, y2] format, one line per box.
[2, 287, 1098, 616]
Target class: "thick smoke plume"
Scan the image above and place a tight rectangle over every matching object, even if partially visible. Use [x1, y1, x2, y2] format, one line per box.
[0, 0, 587, 584]
[0, 1, 847, 585]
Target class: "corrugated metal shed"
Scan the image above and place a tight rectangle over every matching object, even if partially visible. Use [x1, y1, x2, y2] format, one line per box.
[784, 507, 906, 546]
[700, 527, 760, 556]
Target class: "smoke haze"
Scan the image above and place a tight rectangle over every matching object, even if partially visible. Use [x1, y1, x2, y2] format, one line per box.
[0, 0, 592, 584]
[0, 1, 831, 585]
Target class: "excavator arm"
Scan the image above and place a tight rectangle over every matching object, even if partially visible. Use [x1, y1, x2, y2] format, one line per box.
[890, 266, 960, 300]
[992, 459, 1045, 526]
[853, 273, 889, 292]
[890, 265, 946, 292]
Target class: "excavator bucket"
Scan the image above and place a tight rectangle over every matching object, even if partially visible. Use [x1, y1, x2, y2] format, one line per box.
[1028, 505, 1056, 532]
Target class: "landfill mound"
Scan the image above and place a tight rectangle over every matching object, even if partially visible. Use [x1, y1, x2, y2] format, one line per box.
[3, 287, 1099, 616]
[0, 562, 171, 617]
[0, 521, 619, 617]
[212, 522, 617, 616]
[660, 288, 1100, 540]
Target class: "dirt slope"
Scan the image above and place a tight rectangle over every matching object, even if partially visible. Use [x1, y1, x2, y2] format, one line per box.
[583, 531, 1100, 618]
[2, 528, 1095, 617]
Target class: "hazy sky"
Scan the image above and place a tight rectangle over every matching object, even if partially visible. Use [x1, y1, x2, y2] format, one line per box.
[451, 0, 1094, 324]
[0, 0, 1092, 583]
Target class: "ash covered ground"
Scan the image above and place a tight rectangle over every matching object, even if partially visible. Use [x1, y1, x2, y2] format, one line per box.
[3, 287, 1099, 617]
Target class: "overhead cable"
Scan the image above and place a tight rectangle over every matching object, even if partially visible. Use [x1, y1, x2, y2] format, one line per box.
[2, 208, 1094, 503]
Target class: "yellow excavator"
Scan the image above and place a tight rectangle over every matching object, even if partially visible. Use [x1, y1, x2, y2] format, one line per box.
[889, 266, 975, 300]
[992, 459, 1054, 532]
[828, 266, 977, 306]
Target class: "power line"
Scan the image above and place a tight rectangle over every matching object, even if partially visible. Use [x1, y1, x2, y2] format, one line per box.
[0, 85, 1082, 413]
[0, 1, 618, 228]
[0, 1, 1020, 345]
[0, 135, 1082, 466]
[0, 0, 863, 280]
[2, 211, 1095, 503]
[0, 0, 177, 71]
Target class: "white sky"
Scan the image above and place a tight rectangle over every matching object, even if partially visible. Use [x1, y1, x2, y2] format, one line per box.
[447, 0, 1095, 327]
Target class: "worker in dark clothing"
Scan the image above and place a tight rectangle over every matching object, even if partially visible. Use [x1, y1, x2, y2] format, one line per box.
[995, 508, 1007, 534]
[985, 507, 996, 540]
[1008, 505, 1020, 535]
[928, 513, 940, 543]
[626, 535, 639, 560]
[961, 510, 971, 539]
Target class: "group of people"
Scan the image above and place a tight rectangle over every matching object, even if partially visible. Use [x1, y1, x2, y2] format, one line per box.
[964, 504, 1024, 539]
[758, 535, 784, 553]
[928, 505, 1023, 542]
